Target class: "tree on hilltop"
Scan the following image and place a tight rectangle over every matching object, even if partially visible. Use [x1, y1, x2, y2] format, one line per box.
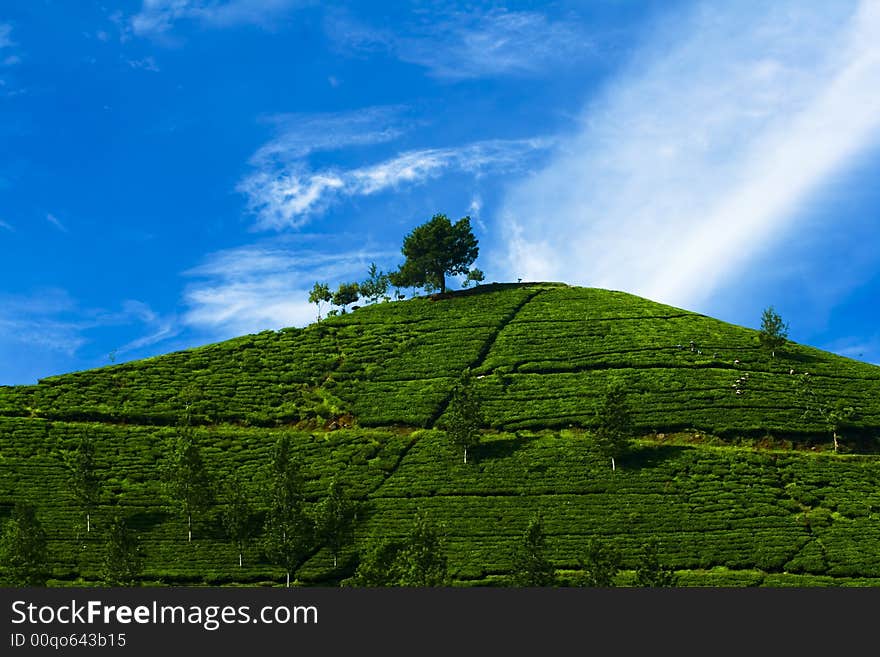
[360, 263, 389, 304]
[461, 267, 485, 288]
[391, 214, 479, 295]
[759, 306, 789, 358]
[331, 282, 360, 313]
[308, 282, 332, 321]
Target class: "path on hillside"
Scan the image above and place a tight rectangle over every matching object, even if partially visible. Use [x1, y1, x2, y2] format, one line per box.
[359, 288, 546, 507]
[426, 287, 545, 428]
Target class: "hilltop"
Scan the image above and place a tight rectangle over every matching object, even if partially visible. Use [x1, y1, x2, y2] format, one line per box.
[2, 283, 880, 586]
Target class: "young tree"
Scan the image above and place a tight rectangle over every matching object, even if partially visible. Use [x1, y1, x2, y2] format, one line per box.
[392, 213, 479, 295]
[575, 538, 621, 587]
[102, 510, 142, 586]
[397, 513, 449, 587]
[345, 513, 448, 586]
[461, 267, 485, 288]
[345, 536, 405, 586]
[594, 380, 633, 471]
[64, 435, 100, 533]
[315, 477, 357, 568]
[759, 306, 789, 358]
[263, 435, 314, 587]
[797, 373, 856, 453]
[359, 263, 389, 304]
[331, 282, 360, 313]
[444, 369, 484, 464]
[635, 539, 677, 587]
[223, 474, 256, 568]
[0, 502, 49, 586]
[511, 514, 555, 586]
[308, 282, 332, 321]
[161, 422, 215, 542]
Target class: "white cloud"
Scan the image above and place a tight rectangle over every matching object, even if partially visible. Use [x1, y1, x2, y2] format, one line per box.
[329, 8, 590, 80]
[183, 239, 395, 336]
[46, 213, 68, 232]
[240, 134, 551, 230]
[0, 219, 13, 231]
[499, 1, 880, 310]
[131, 0, 306, 36]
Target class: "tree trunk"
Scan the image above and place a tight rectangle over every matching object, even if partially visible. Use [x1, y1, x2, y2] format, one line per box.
[286, 571, 290, 588]
[87, 512, 90, 533]
[239, 552, 243, 568]
[464, 447, 468, 464]
[438, 273, 446, 295]
[333, 554, 338, 568]
[188, 512, 192, 542]
[833, 431, 839, 453]
[611, 456, 616, 472]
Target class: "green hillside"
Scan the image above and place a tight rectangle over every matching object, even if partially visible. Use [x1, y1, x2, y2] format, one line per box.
[2, 282, 880, 586]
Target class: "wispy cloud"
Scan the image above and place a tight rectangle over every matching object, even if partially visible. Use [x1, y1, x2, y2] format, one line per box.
[126, 56, 160, 72]
[46, 213, 68, 232]
[115, 300, 180, 354]
[131, 0, 307, 37]
[183, 237, 395, 336]
[500, 1, 880, 311]
[0, 289, 179, 362]
[0, 23, 21, 67]
[328, 8, 590, 80]
[0, 219, 13, 231]
[250, 106, 407, 166]
[240, 108, 551, 230]
[0, 289, 85, 356]
[0, 23, 14, 49]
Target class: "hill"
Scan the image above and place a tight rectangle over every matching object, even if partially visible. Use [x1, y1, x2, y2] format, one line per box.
[2, 282, 880, 586]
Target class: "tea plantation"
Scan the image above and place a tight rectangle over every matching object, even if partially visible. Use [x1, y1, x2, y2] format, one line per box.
[2, 283, 880, 586]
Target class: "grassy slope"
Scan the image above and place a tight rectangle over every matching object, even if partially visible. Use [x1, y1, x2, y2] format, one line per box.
[2, 282, 880, 586]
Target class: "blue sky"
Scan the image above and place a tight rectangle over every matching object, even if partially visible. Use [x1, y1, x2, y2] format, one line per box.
[1, 0, 880, 385]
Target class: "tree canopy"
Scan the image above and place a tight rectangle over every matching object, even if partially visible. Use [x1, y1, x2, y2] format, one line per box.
[391, 214, 479, 295]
